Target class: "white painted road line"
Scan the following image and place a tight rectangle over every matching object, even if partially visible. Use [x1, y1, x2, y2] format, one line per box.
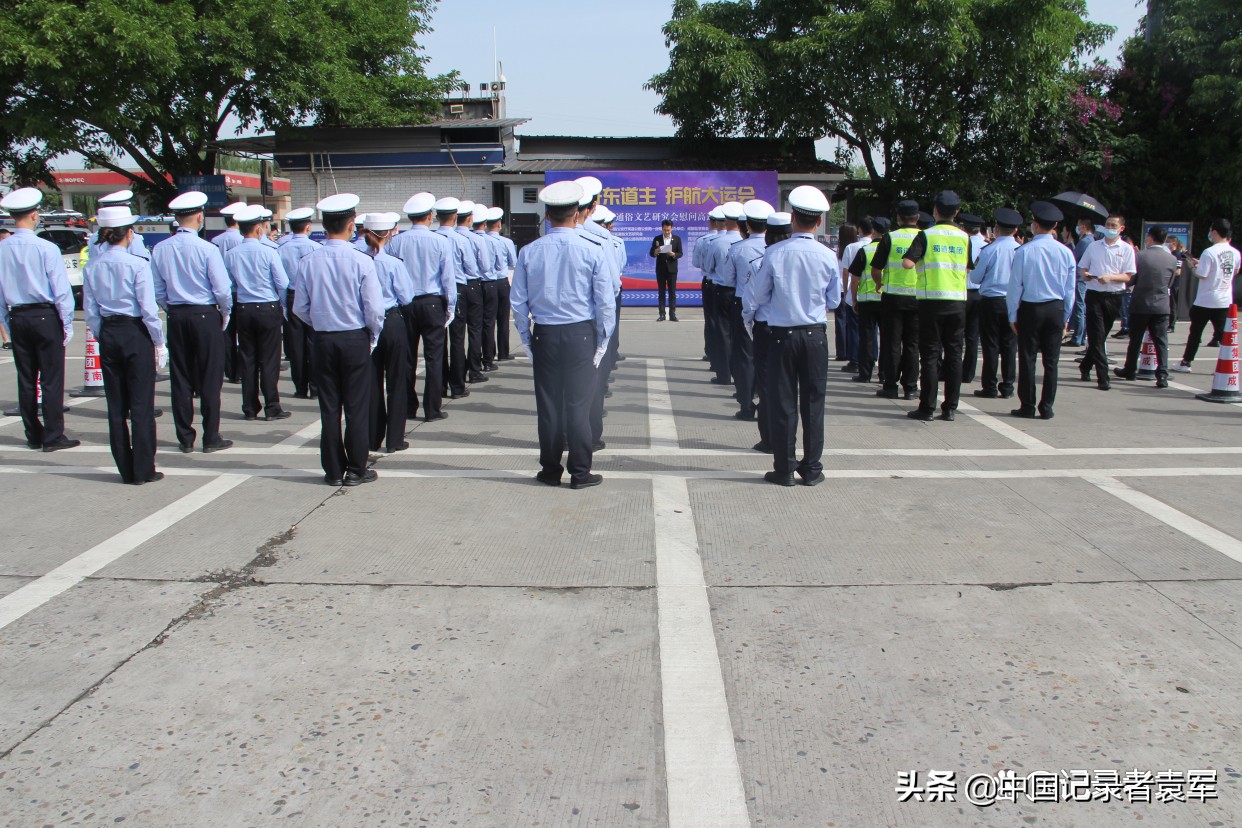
[651, 475, 750, 828]
[1086, 475, 1242, 564]
[275, 419, 321, 449]
[646, 358, 680, 451]
[0, 473, 249, 631]
[956, 401, 1054, 450]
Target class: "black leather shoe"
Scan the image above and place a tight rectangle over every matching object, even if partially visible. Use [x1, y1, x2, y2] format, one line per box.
[1080, 372, 1092, 382]
[387, 442, 410, 453]
[850, 375, 871, 382]
[179, 443, 194, 454]
[43, 437, 80, 452]
[1039, 408, 1055, 420]
[482, 364, 499, 372]
[709, 377, 732, 385]
[449, 389, 470, 399]
[131, 472, 165, 486]
[616, 355, 627, 362]
[536, 471, 562, 487]
[604, 390, 613, 398]
[800, 470, 826, 487]
[1011, 407, 1038, 418]
[973, 389, 998, 398]
[266, 410, 292, 420]
[764, 471, 796, 487]
[907, 409, 935, 421]
[875, 388, 899, 399]
[26, 439, 41, 450]
[244, 414, 259, 421]
[902, 389, 917, 400]
[752, 441, 771, 453]
[591, 440, 606, 451]
[343, 469, 378, 487]
[293, 390, 311, 399]
[1097, 382, 1111, 391]
[999, 391, 1014, 399]
[657, 314, 666, 321]
[669, 313, 678, 322]
[839, 362, 858, 372]
[1156, 378, 1169, 388]
[203, 439, 233, 453]
[1112, 368, 1135, 381]
[324, 474, 343, 486]
[425, 411, 448, 421]
[570, 473, 603, 489]
[938, 409, 956, 422]
[467, 374, 489, 383]
[734, 409, 755, 420]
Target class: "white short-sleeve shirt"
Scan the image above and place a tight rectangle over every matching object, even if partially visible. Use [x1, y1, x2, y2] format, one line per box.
[1193, 242, 1240, 308]
[1079, 239, 1136, 294]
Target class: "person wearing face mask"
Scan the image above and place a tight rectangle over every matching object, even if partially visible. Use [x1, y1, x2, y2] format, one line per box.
[1114, 225, 1177, 387]
[1077, 213, 1136, 390]
[1171, 219, 1241, 373]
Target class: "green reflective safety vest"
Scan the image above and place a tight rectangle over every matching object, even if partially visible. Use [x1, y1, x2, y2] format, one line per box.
[916, 223, 971, 301]
[883, 227, 920, 297]
[857, 240, 882, 302]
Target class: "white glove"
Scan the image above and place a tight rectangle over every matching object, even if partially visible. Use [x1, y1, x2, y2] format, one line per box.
[745, 321, 754, 340]
[155, 345, 169, 371]
[521, 342, 534, 362]
[221, 313, 230, 331]
[370, 339, 379, 354]
[63, 330, 73, 347]
[445, 309, 455, 328]
[592, 344, 609, 369]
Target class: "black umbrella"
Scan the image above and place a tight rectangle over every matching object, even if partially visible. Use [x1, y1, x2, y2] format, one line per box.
[1048, 191, 1109, 223]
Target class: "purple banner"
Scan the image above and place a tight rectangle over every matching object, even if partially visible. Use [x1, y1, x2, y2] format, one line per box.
[545, 170, 779, 306]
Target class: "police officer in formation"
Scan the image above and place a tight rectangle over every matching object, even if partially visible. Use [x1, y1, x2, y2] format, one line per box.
[487, 207, 518, 361]
[0, 187, 80, 452]
[89, 190, 149, 260]
[354, 211, 412, 453]
[472, 207, 503, 372]
[845, 217, 888, 386]
[871, 201, 922, 400]
[721, 199, 772, 421]
[434, 197, 481, 396]
[695, 206, 725, 363]
[214, 201, 246, 383]
[572, 178, 621, 452]
[741, 210, 791, 453]
[704, 202, 744, 385]
[277, 207, 320, 399]
[972, 208, 1022, 399]
[455, 201, 490, 383]
[82, 204, 167, 484]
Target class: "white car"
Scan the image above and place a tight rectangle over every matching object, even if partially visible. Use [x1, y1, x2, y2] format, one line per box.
[37, 227, 89, 308]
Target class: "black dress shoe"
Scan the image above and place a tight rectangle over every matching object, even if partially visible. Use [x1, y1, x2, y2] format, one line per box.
[1080, 372, 1092, 382]
[179, 443, 194, 454]
[850, 375, 871, 383]
[591, 440, 606, 451]
[570, 473, 603, 489]
[902, 389, 917, 400]
[1011, 407, 1038, 418]
[657, 314, 666, 322]
[536, 471, 562, 487]
[800, 470, 826, 487]
[387, 442, 410, 453]
[266, 410, 292, 420]
[425, 411, 448, 421]
[1038, 408, 1055, 420]
[43, 437, 80, 452]
[875, 388, 899, 399]
[973, 389, 998, 398]
[669, 313, 678, 322]
[449, 389, 470, 399]
[839, 362, 858, 372]
[734, 409, 756, 420]
[709, 377, 732, 385]
[1112, 368, 1135, 381]
[26, 439, 41, 450]
[764, 471, 796, 487]
[131, 472, 165, 486]
[482, 364, 499, 372]
[907, 409, 935, 421]
[1097, 382, 1111, 391]
[343, 469, 378, 487]
[244, 414, 259, 421]
[324, 474, 344, 486]
[604, 390, 612, 398]
[999, 391, 1014, 399]
[293, 390, 311, 399]
[752, 441, 771, 453]
[467, 374, 489, 383]
[203, 439, 233, 453]
[939, 409, 956, 421]
[1156, 378, 1169, 388]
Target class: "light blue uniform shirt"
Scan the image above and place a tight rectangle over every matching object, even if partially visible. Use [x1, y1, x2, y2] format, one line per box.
[578, 223, 622, 296]
[746, 233, 842, 328]
[292, 240, 386, 343]
[211, 228, 243, 257]
[734, 237, 769, 316]
[390, 226, 457, 315]
[966, 232, 987, 288]
[457, 225, 491, 279]
[1006, 233, 1078, 324]
[704, 230, 743, 285]
[224, 239, 290, 309]
[474, 229, 505, 280]
[277, 234, 321, 293]
[150, 227, 232, 310]
[437, 226, 479, 283]
[511, 227, 616, 347]
[721, 234, 765, 290]
[83, 244, 165, 346]
[365, 246, 413, 310]
[598, 225, 627, 293]
[692, 230, 719, 270]
[974, 235, 1020, 298]
[89, 229, 148, 260]
[0, 228, 75, 340]
[489, 231, 517, 276]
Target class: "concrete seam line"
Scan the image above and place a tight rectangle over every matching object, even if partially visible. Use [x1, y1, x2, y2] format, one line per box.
[1084, 475, 1242, 565]
[652, 475, 750, 827]
[955, 401, 1054, 450]
[647, 358, 681, 451]
[0, 474, 250, 631]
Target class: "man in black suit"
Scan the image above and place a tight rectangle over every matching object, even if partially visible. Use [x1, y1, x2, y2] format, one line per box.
[649, 219, 683, 321]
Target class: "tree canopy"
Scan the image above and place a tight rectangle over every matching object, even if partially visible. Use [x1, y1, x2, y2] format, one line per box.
[0, 0, 455, 204]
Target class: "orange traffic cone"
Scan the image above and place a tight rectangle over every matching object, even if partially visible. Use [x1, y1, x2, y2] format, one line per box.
[1197, 303, 1241, 403]
[1136, 331, 1159, 380]
[69, 328, 106, 397]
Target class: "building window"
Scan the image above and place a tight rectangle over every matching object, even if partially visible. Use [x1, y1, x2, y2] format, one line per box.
[523, 188, 538, 204]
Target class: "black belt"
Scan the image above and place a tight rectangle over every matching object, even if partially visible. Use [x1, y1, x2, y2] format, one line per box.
[466, 278, 481, 285]
[1021, 299, 1063, 306]
[385, 306, 401, 317]
[102, 314, 141, 323]
[168, 303, 219, 311]
[769, 323, 826, 333]
[9, 302, 54, 312]
[411, 293, 442, 302]
[237, 301, 279, 308]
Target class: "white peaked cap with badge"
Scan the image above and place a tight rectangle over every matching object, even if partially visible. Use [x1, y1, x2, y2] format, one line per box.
[168, 191, 208, 213]
[220, 201, 247, 216]
[364, 212, 399, 232]
[539, 180, 585, 207]
[433, 196, 460, 213]
[96, 206, 138, 228]
[708, 205, 726, 221]
[471, 208, 489, 223]
[233, 204, 267, 223]
[743, 199, 774, 221]
[285, 207, 315, 222]
[767, 211, 792, 227]
[574, 176, 603, 198]
[98, 189, 134, 206]
[486, 206, 504, 222]
[316, 193, 360, 215]
[721, 201, 745, 220]
[591, 206, 610, 223]
[788, 185, 831, 214]
[0, 187, 44, 212]
[403, 192, 436, 215]
[259, 207, 273, 219]
[457, 200, 476, 215]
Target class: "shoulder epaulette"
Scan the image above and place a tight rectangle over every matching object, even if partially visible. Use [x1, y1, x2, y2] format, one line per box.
[577, 232, 603, 246]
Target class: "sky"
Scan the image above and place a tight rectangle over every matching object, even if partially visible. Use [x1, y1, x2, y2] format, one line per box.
[420, 0, 1148, 149]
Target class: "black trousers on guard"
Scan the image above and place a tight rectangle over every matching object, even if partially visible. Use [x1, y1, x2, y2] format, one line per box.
[370, 308, 410, 452]
[284, 289, 315, 396]
[657, 273, 677, 313]
[461, 278, 484, 378]
[855, 300, 882, 382]
[224, 292, 239, 381]
[702, 280, 716, 362]
[447, 282, 470, 394]
[1123, 312, 1170, 381]
[98, 317, 156, 483]
[962, 289, 981, 382]
[481, 280, 499, 367]
[880, 294, 919, 394]
[916, 300, 966, 414]
[1082, 291, 1122, 382]
[767, 324, 828, 477]
[752, 321, 771, 447]
[712, 285, 735, 383]
[495, 280, 512, 359]
[166, 305, 226, 449]
[8, 306, 67, 446]
[313, 329, 372, 480]
[235, 301, 284, 418]
[979, 295, 1017, 396]
[1016, 299, 1064, 415]
[533, 321, 596, 483]
[728, 297, 755, 416]
[402, 295, 447, 418]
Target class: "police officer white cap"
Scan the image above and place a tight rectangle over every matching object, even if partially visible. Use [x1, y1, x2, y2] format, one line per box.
[538, 180, 585, 206]
[743, 199, 774, 221]
[768, 212, 791, 227]
[433, 196, 460, 213]
[168, 191, 209, 214]
[721, 201, 745, 221]
[99, 189, 135, 206]
[96, 206, 138, 228]
[286, 207, 315, 222]
[574, 176, 604, 199]
[788, 186, 830, 215]
[486, 206, 505, 222]
[316, 193, 360, 215]
[0, 187, 44, 213]
[364, 212, 399, 232]
[258, 207, 273, 219]
[403, 192, 436, 215]
[708, 206, 726, 221]
[591, 205, 610, 223]
[233, 204, 266, 223]
[221, 201, 247, 216]
[353, 215, 365, 227]
[457, 200, 476, 216]
[471, 208, 489, 223]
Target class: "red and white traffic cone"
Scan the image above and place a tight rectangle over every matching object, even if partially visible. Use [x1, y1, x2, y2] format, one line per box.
[1136, 331, 1159, 380]
[1197, 304, 1241, 403]
[3, 370, 67, 416]
[69, 328, 106, 397]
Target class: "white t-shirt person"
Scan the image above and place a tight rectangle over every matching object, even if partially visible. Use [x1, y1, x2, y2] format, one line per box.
[1193, 241, 1241, 308]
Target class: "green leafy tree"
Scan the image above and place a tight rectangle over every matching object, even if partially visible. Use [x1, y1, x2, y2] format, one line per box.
[0, 0, 455, 204]
[649, 0, 1111, 208]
